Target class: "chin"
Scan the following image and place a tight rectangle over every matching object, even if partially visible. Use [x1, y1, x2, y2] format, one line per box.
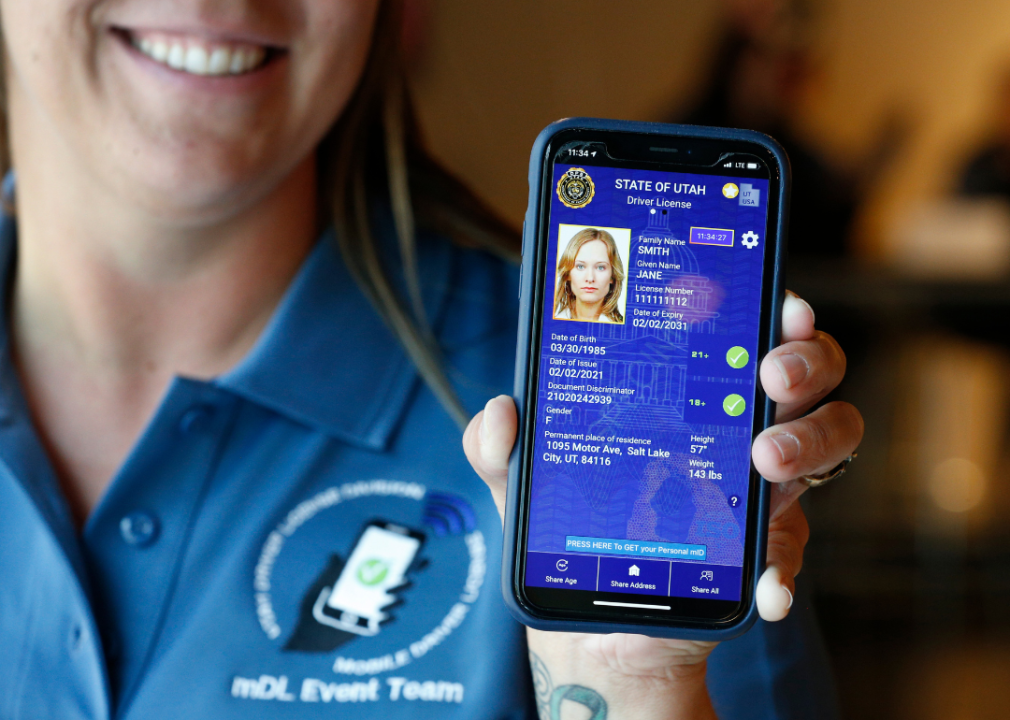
[109, 142, 296, 224]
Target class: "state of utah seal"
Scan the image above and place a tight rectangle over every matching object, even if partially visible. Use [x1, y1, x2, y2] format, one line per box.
[556, 168, 595, 208]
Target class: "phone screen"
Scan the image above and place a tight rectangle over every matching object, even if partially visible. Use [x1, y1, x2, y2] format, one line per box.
[320, 522, 422, 635]
[519, 132, 777, 624]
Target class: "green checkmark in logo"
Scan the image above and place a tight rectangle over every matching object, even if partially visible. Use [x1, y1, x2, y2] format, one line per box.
[356, 558, 390, 587]
[723, 394, 746, 417]
[726, 346, 749, 369]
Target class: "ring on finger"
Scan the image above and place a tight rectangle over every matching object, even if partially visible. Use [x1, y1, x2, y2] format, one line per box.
[798, 453, 857, 488]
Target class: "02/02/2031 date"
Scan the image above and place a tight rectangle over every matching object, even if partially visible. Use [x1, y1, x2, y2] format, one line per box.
[632, 318, 688, 330]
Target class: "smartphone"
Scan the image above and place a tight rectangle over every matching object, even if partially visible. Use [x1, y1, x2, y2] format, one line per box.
[313, 520, 425, 636]
[503, 118, 788, 640]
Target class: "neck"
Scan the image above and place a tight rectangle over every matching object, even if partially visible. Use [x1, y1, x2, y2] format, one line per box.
[574, 299, 604, 320]
[8, 116, 318, 523]
[7, 67, 319, 383]
[12, 159, 317, 382]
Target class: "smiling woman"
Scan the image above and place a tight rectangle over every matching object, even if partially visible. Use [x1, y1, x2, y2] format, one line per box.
[0, 0, 859, 719]
[128, 33, 268, 75]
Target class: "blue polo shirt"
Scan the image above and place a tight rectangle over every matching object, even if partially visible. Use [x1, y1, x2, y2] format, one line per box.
[0, 213, 839, 719]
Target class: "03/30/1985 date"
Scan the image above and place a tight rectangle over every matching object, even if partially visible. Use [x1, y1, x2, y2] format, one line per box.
[549, 343, 606, 355]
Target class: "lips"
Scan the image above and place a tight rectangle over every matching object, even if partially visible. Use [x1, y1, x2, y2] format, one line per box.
[581, 287, 598, 293]
[120, 29, 277, 77]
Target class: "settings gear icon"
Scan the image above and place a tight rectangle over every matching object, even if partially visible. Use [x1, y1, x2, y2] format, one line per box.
[741, 231, 760, 249]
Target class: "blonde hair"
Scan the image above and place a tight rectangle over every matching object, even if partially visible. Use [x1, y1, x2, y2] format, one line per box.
[554, 228, 625, 323]
[0, 0, 518, 430]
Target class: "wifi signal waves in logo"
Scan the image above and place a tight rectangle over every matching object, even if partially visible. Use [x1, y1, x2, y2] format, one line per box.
[423, 492, 477, 537]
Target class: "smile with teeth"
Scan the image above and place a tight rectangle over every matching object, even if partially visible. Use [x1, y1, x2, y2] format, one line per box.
[128, 32, 270, 77]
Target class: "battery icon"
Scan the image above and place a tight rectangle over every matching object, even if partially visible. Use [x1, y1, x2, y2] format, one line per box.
[746, 162, 759, 169]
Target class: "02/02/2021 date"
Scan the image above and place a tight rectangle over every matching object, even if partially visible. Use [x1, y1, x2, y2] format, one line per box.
[547, 367, 604, 380]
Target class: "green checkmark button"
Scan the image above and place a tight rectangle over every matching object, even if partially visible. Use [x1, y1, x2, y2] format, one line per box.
[726, 346, 749, 369]
[356, 558, 390, 587]
[723, 394, 746, 417]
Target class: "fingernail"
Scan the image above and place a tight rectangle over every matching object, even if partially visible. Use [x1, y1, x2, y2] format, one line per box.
[798, 297, 815, 325]
[770, 433, 800, 464]
[480, 400, 494, 443]
[782, 585, 794, 609]
[785, 291, 816, 325]
[773, 353, 809, 389]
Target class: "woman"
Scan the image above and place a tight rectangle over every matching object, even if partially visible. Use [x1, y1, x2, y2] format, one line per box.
[0, 0, 863, 718]
[554, 227, 626, 323]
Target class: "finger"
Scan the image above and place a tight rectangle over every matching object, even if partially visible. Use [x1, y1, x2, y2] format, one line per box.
[752, 401, 863, 483]
[781, 291, 816, 343]
[757, 501, 809, 622]
[462, 395, 517, 522]
[759, 331, 847, 422]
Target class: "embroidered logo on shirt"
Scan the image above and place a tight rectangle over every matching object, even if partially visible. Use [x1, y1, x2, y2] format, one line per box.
[248, 481, 484, 702]
[284, 519, 426, 652]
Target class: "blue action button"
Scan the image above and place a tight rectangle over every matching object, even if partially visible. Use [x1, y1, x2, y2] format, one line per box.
[669, 563, 743, 602]
[120, 511, 159, 547]
[524, 552, 598, 591]
[598, 557, 669, 596]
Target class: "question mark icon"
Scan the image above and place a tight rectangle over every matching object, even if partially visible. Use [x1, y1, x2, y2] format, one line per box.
[728, 495, 740, 508]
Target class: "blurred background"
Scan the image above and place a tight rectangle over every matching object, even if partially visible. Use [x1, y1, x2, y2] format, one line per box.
[406, 0, 1010, 717]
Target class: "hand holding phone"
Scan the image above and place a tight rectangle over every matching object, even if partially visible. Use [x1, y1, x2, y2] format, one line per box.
[509, 118, 794, 639]
[462, 118, 860, 634]
[465, 287, 858, 715]
[463, 117, 861, 716]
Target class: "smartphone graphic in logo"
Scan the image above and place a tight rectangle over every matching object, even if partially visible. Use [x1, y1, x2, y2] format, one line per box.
[313, 521, 425, 636]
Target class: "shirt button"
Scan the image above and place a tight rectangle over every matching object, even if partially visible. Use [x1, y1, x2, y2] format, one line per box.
[179, 405, 215, 434]
[69, 623, 84, 652]
[120, 511, 159, 546]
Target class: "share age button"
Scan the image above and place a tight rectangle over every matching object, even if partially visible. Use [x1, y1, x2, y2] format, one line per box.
[524, 552, 598, 591]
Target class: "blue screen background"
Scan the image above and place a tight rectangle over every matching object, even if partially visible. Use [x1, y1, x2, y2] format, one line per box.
[525, 163, 770, 602]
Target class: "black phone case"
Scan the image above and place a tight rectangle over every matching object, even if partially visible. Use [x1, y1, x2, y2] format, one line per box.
[502, 117, 790, 640]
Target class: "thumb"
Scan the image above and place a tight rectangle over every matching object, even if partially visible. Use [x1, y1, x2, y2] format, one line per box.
[462, 395, 517, 523]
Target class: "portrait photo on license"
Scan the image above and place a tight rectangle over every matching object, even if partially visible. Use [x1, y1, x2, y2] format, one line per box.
[553, 224, 631, 325]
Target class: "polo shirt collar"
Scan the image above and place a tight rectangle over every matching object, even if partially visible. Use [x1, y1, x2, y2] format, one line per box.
[0, 209, 453, 458]
[217, 227, 452, 450]
[0, 211, 450, 597]
[0, 215, 91, 584]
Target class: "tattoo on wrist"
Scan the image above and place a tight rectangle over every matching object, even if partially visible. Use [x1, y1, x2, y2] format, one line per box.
[529, 651, 608, 720]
